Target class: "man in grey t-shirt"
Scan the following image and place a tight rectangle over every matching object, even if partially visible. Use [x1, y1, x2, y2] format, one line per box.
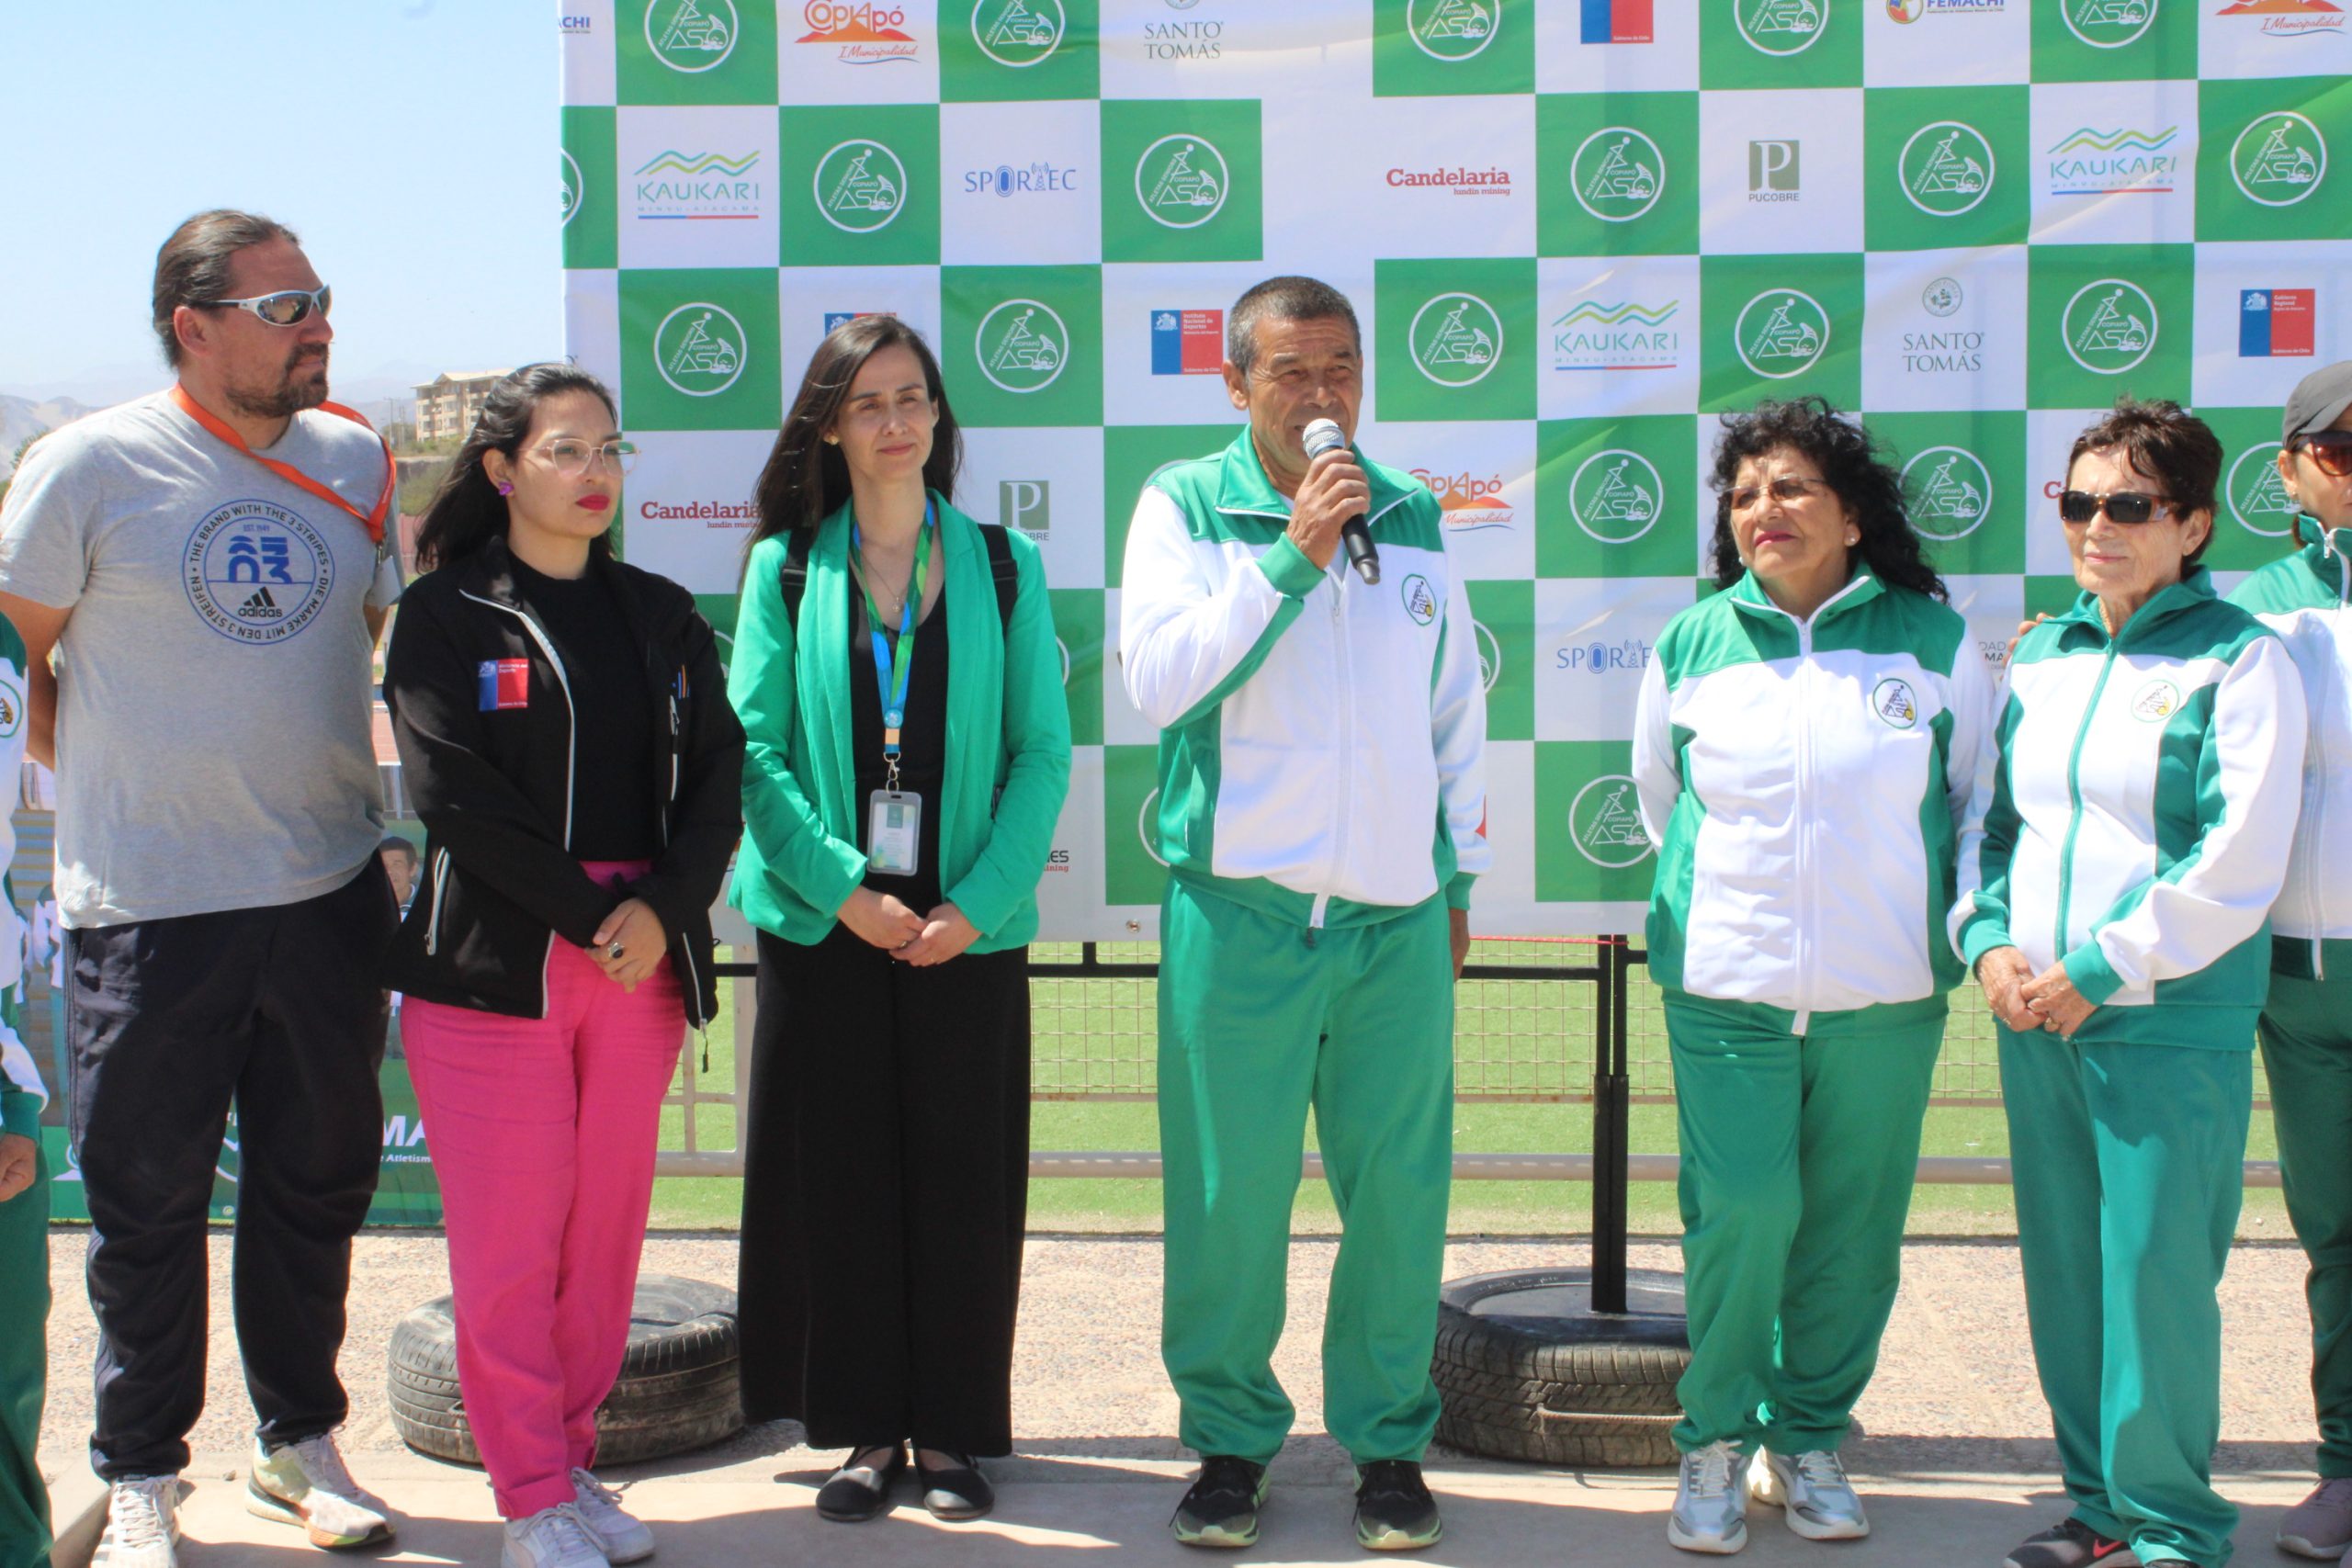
[0, 211, 401, 1566]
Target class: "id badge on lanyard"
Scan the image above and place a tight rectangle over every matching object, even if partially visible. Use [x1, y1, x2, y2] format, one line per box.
[857, 502, 935, 878]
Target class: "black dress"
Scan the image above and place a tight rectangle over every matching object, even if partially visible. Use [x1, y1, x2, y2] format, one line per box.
[736, 578, 1033, 1454]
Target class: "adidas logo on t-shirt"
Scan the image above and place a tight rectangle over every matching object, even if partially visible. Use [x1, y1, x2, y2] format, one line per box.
[239, 586, 283, 621]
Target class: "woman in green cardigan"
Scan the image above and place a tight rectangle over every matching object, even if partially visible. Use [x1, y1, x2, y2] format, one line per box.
[729, 316, 1071, 1524]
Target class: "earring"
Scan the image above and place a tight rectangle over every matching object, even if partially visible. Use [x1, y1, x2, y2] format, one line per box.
[824, 434, 839, 446]
[1846, 531, 1860, 545]
[494, 480, 514, 496]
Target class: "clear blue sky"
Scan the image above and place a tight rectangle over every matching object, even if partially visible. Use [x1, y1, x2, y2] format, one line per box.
[0, 0, 557, 406]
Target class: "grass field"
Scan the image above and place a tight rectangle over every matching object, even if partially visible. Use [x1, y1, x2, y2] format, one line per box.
[648, 939, 2290, 1239]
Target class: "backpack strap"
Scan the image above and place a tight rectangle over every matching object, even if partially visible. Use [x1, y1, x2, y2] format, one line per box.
[777, 527, 815, 628]
[979, 522, 1019, 633]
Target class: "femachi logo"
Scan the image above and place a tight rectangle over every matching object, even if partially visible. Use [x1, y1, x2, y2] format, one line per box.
[814, 141, 907, 231]
[1872, 677, 1920, 729]
[1734, 289, 1831, 379]
[184, 501, 337, 647]
[2226, 442, 2298, 537]
[2231, 113, 2326, 208]
[646, 0, 740, 71]
[1900, 122, 1996, 216]
[1901, 446, 1993, 541]
[1570, 129, 1666, 223]
[1408, 0, 1499, 60]
[1735, 0, 1828, 55]
[971, 0, 1065, 65]
[2131, 677, 2181, 721]
[2060, 0, 2157, 49]
[654, 303, 748, 397]
[1568, 450, 1666, 544]
[1473, 620, 1502, 694]
[975, 299, 1069, 392]
[2061, 278, 2157, 375]
[1135, 135, 1229, 229]
[1136, 787, 1170, 867]
[1408, 294, 1505, 388]
[0, 671, 23, 740]
[560, 149, 584, 228]
[1569, 775, 1654, 869]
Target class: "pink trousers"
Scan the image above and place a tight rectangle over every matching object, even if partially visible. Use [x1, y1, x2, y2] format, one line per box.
[401, 863, 684, 1519]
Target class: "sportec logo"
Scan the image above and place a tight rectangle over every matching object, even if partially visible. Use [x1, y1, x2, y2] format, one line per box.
[2059, 0, 2158, 49]
[2241, 288, 2316, 357]
[560, 150, 584, 228]
[971, 0, 1064, 65]
[1568, 450, 1665, 543]
[1413, 468, 1513, 533]
[2231, 113, 2327, 208]
[1571, 129, 1666, 222]
[2062, 279, 2157, 374]
[1569, 775, 1653, 868]
[2131, 678, 2181, 721]
[646, 0, 739, 71]
[1553, 299, 1680, 374]
[1554, 637, 1653, 674]
[1000, 479, 1050, 536]
[1901, 446, 1993, 540]
[1408, 294, 1505, 387]
[2226, 442, 2298, 536]
[634, 149, 762, 221]
[1735, 0, 1828, 54]
[976, 299, 1069, 392]
[184, 501, 336, 646]
[1749, 141, 1800, 200]
[1735, 289, 1831, 379]
[814, 141, 907, 232]
[796, 2, 921, 64]
[1386, 165, 1513, 197]
[1408, 0, 1500, 60]
[2045, 126, 2179, 197]
[654, 303, 747, 396]
[1901, 122, 1996, 216]
[964, 160, 1080, 197]
[1401, 575, 1440, 626]
[1151, 309, 1224, 375]
[2214, 0, 2346, 39]
[1136, 136, 1229, 228]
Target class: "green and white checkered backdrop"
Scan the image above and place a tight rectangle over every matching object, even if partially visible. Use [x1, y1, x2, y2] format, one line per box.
[559, 0, 2352, 942]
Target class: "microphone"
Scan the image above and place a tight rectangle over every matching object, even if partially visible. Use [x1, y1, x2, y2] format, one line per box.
[1302, 417, 1380, 586]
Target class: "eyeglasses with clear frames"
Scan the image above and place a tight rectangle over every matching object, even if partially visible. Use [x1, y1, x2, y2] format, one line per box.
[1726, 475, 1832, 513]
[537, 439, 639, 479]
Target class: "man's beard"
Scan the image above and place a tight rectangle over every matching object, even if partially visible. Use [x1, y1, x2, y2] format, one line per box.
[225, 345, 331, 421]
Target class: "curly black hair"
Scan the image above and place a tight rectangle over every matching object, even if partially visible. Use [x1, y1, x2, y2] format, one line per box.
[1706, 396, 1949, 603]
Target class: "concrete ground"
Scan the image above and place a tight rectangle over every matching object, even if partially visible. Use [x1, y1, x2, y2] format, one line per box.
[34, 1233, 2332, 1565]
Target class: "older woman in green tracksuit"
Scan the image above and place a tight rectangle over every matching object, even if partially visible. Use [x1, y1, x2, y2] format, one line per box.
[1959, 399, 2307, 1568]
[729, 317, 1070, 1526]
[1632, 398, 1996, 1556]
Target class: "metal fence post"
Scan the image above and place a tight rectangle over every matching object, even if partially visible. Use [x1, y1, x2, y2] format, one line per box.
[1589, 936, 1632, 1314]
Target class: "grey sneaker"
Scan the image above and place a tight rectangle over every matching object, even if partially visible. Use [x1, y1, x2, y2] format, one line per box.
[1749, 1448, 1869, 1540]
[502, 1502, 608, 1568]
[2003, 1517, 2140, 1568]
[248, 1434, 396, 1549]
[2282, 1478, 2352, 1561]
[94, 1476, 182, 1568]
[572, 1468, 654, 1563]
[1668, 1439, 1749, 1554]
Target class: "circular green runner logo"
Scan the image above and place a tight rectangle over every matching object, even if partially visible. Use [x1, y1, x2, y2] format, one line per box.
[1735, 0, 1827, 55]
[560, 150, 583, 229]
[2227, 443, 2298, 537]
[1900, 122, 1996, 217]
[0, 672, 25, 739]
[1402, 575, 1439, 626]
[1570, 129, 1666, 223]
[1735, 289, 1830, 379]
[1872, 678, 1920, 729]
[1409, 294, 1505, 388]
[2231, 112, 2326, 209]
[645, 0, 739, 72]
[1474, 620, 1501, 694]
[1135, 135, 1229, 229]
[1570, 775, 1654, 869]
[2062, 278, 2157, 375]
[2131, 678, 2181, 722]
[976, 299, 1069, 393]
[2059, 0, 2156, 49]
[1569, 450, 1665, 544]
[1408, 0, 1499, 60]
[1901, 446, 1993, 541]
[972, 0, 1065, 66]
[654, 303, 747, 397]
[815, 141, 908, 233]
[1137, 787, 1170, 867]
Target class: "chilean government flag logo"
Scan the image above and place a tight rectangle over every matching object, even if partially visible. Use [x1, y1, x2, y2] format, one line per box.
[1581, 0, 1654, 41]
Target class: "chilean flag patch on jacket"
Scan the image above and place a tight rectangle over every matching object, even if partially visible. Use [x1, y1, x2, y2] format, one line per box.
[477, 659, 530, 711]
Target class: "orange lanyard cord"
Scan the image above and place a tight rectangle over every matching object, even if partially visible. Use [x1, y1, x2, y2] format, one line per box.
[169, 383, 394, 545]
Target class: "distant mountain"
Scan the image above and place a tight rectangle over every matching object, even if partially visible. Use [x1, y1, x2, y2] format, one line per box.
[0, 394, 104, 477]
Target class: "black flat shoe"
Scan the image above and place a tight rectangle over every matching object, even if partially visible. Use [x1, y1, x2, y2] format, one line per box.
[916, 1451, 994, 1521]
[816, 1444, 907, 1522]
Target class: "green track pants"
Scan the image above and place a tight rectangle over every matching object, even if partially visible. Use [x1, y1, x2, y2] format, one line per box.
[2259, 967, 2352, 1480]
[1663, 995, 1942, 1456]
[0, 1142, 49, 1568]
[1157, 881, 1454, 1465]
[2000, 1025, 2250, 1568]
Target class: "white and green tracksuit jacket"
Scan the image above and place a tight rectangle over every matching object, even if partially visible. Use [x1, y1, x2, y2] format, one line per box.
[0, 615, 40, 1142]
[2230, 516, 2352, 982]
[1953, 569, 2308, 1046]
[1632, 568, 1995, 1029]
[1118, 429, 1489, 927]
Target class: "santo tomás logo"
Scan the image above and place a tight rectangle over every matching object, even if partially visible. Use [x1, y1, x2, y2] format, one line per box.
[1901, 446, 1994, 540]
[560, 149, 584, 228]
[1734, 289, 1831, 380]
[1568, 450, 1666, 544]
[2062, 278, 2157, 374]
[1407, 0, 1499, 60]
[184, 500, 336, 646]
[976, 299, 1069, 393]
[2226, 441, 2299, 536]
[2231, 113, 2327, 208]
[1401, 574, 1439, 626]
[2131, 678, 2181, 721]
[1570, 128, 1666, 222]
[1872, 678, 1920, 729]
[2059, 0, 2158, 48]
[795, 2, 920, 65]
[971, 0, 1064, 65]
[1135, 136, 1229, 229]
[654, 303, 747, 397]
[1414, 468, 1513, 534]
[1735, 0, 1828, 54]
[814, 141, 907, 232]
[1408, 294, 1505, 388]
[645, 0, 739, 70]
[1570, 775, 1653, 869]
[1900, 122, 1996, 217]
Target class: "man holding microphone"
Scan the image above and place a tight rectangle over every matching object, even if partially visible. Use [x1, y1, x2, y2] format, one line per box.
[1120, 276, 1488, 1552]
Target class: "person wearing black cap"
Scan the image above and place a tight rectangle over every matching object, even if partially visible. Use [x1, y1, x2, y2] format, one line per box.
[2230, 359, 2352, 1561]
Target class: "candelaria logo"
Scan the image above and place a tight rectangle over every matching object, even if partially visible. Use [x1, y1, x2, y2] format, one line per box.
[2241, 288, 2316, 358]
[654, 302, 748, 396]
[1900, 122, 1996, 217]
[1571, 129, 1666, 223]
[1735, 0, 1828, 55]
[976, 299, 1069, 392]
[560, 149, 584, 228]
[1143, 13, 1225, 59]
[1922, 276, 1963, 317]
[635, 149, 762, 221]
[1873, 677, 1920, 728]
[646, 0, 739, 71]
[2061, 279, 2157, 374]
[1474, 619, 1502, 693]
[1555, 637, 1654, 673]
[1386, 164, 1513, 197]
[1151, 309, 1224, 376]
[1554, 299, 1681, 374]
[2132, 678, 2181, 721]
[2044, 125, 2179, 197]
[1569, 774, 1653, 868]
[795, 1, 920, 64]
[2059, 0, 2158, 49]
[814, 141, 907, 232]
[1886, 0, 2008, 17]
[1000, 479, 1051, 536]
[184, 500, 335, 646]
[971, 0, 1065, 66]
[1749, 140, 1800, 200]
[639, 497, 759, 527]
[1135, 136, 1230, 229]
[965, 160, 1080, 197]
[1569, 450, 1667, 544]
[1409, 294, 1506, 387]
[1734, 289, 1831, 380]
[2215, 0, 2345, 39]
[1415, 469, 1514, 534]
[2226, 442, 2298, 536]
[2231, 113, 2327, 208]
[1401, 574, 1440, 626]
[1407, 0, 1500, 61]
[1901, 446, 1993, 540]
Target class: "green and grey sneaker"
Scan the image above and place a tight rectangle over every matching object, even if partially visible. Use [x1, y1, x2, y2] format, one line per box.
[1171, 1456, 1268, 1549]
[247, 1434, 395, 1550]
[1353, 1460, 1442, 1551]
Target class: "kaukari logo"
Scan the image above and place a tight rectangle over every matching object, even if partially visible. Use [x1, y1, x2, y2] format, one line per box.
[976, 299, 1069, 392]
[972, 0, 1065, 65]
[1901, 446, 1993, 539]
[1408, 0, 1500, 60]
[1900, 122, 1996, 216]
[2214, 0, 2345, 39]
[1569, 775, 1653, 868]
[1735, 0, 1828, 54]
[2227, 441, 2299, 536]
[2231, 113, 2327, 207]
[655, 304, 747, 396]
[2062, 279, 2157, 373]
[796, 3, 919, 65]
[1571, 129, 1666, 222]
[1386, 164, 1513, 197]
[1414, 468, 1514, 533]
[1872, 678, 1920, 728]
[1136, 137, 1230, 228]
[646, 0, 739, 70]
[2059, 0, 2158, 48]
[1568, 450, 1666, 543]
[2045, 126, 2179, 196]
[1151, 309, 1224, 375]
[634, 149, 762, 221]
[2241, 288, 2315, 357]
[814, 141, 906, 231]
[1553, 299, 1680, 374]
[1408, 295, 1505, 386]
[1735, 290, 1831, 379]
[560, 150, 584, 227]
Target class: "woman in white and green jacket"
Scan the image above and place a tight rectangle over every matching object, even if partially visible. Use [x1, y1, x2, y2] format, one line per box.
[1958, 399, 2306, 1568]
[1632, 397, 1995, 1555]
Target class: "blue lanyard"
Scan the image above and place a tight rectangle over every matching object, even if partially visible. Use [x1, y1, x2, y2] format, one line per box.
[852, 500, 934, 784]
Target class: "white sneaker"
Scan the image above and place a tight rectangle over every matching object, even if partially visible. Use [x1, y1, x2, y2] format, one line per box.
[94, 1476, 182, 1568]
[248, 1433, 397, 1548]
[1668, 1440, 1749, 1554]
[1750, 1448, 1870, 1540]
[572, 1468, 655, 1563]
[503, 1502, 612, 1568]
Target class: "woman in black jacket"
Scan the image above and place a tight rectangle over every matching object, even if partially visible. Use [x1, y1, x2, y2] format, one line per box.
[383, 364, 742, 1568]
